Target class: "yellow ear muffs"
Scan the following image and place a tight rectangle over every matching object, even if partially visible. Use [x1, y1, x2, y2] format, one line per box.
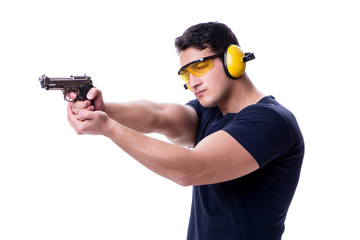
[224, 45, 255, 79]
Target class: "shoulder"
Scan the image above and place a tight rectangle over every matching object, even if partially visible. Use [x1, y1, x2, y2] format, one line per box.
[237, 96, 298, 129]
[223, 96, 303, 167]
[186, 99, 220, 121]
[225, 96, 291, 140]
[242, 96, 290, 115]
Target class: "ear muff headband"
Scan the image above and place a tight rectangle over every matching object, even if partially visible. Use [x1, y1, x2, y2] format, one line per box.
[224, 44, 255, 79]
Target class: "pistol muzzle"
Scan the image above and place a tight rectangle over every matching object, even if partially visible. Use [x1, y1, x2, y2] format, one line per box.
[39, 75, 49, 89]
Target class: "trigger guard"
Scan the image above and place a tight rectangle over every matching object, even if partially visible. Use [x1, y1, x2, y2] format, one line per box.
[64, 90, 80, 102]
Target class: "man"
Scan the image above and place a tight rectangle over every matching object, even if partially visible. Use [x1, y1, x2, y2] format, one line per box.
[67, 22, 304, 240]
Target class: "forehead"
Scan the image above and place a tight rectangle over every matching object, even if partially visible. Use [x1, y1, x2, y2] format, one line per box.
[179, 47, 215, 68]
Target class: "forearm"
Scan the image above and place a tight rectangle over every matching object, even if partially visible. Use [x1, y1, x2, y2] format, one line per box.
[104, 100, 198, 147]
[104, 100, 164, 134]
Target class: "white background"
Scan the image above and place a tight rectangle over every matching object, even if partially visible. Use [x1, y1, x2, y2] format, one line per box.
[0, 0, 359, 239]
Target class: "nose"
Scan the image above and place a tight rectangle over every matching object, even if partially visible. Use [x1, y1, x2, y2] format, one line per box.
[188, 74, 202, 90]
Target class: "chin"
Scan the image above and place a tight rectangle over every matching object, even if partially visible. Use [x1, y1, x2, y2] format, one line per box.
[198, 98, 217, 108]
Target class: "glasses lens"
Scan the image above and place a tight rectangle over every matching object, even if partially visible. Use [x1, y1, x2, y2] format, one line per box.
[179, 58, 214, 83]
[189, 59, 213, 77]
[179, 69, 190, 82]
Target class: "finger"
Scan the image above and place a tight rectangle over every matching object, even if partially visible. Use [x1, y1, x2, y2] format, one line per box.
[67, 92, 78, 101]
[71, 104, 94, 115]
[70, 99, 91, 110]
[67, 103, 82, 133]
[67, 103, 81, 123]
[77, 109, 95, 121]
[91, 89, 105, 111]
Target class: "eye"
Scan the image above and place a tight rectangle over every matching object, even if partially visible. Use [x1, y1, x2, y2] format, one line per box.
[191, 59, 213, 76]
[193, 61, 208, 69]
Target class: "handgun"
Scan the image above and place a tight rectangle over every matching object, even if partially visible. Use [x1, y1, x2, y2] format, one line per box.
[39, 74, 94, 105]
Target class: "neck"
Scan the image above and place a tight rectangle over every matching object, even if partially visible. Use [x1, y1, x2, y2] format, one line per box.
[218, 73, 264, 115]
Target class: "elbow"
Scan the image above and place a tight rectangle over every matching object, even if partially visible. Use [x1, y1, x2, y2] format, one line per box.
[175, 180, 193, 187]
[167, 148, 203, 187]
[172, 171, 198, 187]
[176, 179, 192, 187]
[171, 156, 205, 187]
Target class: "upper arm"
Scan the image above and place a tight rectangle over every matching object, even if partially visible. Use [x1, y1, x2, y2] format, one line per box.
[157, 103, 199, 147]
[183, 130, 259, 186]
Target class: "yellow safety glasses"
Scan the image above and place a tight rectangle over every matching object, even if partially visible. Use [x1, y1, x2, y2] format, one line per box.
[178, 53, 222, 90]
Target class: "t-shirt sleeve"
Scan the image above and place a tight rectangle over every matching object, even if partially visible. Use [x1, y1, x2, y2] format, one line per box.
[186, 99, 202, 119]
[223, 106, 291, 168]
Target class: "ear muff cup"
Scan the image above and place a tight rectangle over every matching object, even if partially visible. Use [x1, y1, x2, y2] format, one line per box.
[224, 45, 255, 79]
[224, 45, 246, 79]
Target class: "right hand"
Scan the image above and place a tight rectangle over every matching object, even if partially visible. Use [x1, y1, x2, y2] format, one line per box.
[67, 88, 105, 115]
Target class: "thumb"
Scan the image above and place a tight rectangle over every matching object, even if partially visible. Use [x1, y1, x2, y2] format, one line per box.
[86, 87, 98, 100]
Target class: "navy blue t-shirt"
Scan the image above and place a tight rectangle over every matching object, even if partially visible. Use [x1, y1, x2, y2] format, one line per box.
[186, 96, 304, 240]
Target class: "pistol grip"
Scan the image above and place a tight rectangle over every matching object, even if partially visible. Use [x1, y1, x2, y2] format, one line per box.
[79, 84, 95, 109]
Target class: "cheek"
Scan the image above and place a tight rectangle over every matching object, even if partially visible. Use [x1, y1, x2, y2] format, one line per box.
[208, 64, 228, 87]
[213, 60, 228, 78]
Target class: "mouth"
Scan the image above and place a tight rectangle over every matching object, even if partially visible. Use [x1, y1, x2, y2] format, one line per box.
[195, 89, 206, 97]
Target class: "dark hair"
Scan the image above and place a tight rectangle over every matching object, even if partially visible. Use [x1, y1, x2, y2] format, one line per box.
[175, 22, 239, 54]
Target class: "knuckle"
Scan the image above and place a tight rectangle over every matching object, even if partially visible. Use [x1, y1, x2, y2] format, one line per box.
[73, 101, 86, 109]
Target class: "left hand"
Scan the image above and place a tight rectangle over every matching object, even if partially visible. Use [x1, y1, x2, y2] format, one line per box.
[67, 103, 111, 135]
